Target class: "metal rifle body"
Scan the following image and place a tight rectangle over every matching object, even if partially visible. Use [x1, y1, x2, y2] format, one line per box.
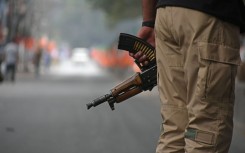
[86, 33, 157, 110]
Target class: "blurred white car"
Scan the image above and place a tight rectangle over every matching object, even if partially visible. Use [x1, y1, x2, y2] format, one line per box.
[71, 48, 90, 64]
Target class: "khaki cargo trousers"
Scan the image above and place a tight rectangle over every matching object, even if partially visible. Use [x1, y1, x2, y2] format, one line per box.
[155, 7, 241, 153]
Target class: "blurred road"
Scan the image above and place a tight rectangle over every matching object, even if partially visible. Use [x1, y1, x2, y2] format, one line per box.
[0, 61, 244, 153]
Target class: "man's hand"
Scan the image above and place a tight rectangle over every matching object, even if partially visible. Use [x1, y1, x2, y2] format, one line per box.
[129, 26, 155, 66]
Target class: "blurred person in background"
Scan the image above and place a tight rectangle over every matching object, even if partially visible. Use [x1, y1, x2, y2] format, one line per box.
[0, 45, 4, 82]
[43, 49, 51, 72]
[0, 25, 6, 82]
[131, 0, 245, 153]
[237, 36, 245, 81]
[3, 38, 19, 82]
[33, 45, 43, 78]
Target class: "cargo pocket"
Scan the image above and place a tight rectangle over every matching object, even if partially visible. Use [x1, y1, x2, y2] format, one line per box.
[185, 128, 216, 145]
[196, 42, 241, 101]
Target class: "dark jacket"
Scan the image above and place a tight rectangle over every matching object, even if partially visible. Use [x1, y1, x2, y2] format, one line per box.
[157, 0, 245, 33]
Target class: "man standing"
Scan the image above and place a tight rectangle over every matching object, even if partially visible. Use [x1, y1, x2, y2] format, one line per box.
[32, 45, 42, 78]
[3, 39, 19, 82]
[132, 0, 245, 152]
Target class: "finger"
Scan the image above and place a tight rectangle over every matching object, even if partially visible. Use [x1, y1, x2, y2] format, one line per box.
[143, 61, 149, 66]
[139, 55, 150, 66]
[139, 55, 147, 62]
[134, 51, 143, 59]
[129, 53, 134, 57]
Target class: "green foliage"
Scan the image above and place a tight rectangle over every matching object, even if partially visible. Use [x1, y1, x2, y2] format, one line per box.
[86, 0, 141, 26]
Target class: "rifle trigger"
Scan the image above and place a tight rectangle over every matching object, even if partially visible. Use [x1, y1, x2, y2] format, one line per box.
[109, 102, 115, 110]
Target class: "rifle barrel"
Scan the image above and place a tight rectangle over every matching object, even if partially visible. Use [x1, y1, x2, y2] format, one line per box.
[86, 94, 112, 109]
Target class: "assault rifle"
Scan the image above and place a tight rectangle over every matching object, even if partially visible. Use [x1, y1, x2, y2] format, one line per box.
[86, 33, 157, 110]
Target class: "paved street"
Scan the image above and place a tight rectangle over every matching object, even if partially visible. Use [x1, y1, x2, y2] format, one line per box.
[0, 61, 244, 153]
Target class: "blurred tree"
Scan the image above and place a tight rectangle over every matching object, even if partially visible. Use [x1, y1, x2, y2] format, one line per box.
[6, 0, 27, 41]
[86, 0, 141, 26]
[6, 0, 41, 43]
[4, 0, 141, 49]
[33, 0, 140, 48]
[42, 0, 112, 48]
